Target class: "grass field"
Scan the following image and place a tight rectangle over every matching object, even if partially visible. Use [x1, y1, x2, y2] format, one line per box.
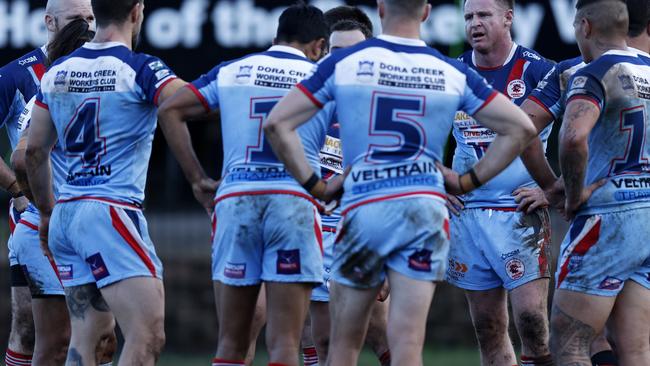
[157, 348, 480, 365]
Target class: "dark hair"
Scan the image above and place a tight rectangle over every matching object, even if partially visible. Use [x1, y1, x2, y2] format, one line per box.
[627, 0, 650, 37]
[464, 0, 514, 10]
[331, 20, 372, 40]
[276, 3, 329, 45]
[324, 6, 374, 34]
[384, 0, 427, 17]
[575, 0, 628, 37]
[92, 0, 142, 27]
[47, 19, 95, 66]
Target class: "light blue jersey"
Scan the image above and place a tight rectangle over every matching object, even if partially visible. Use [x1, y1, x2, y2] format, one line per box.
[299, 35, 497, 213]
[190, 45, 333, 203]
[564, 50, 650, 215]
[36, 42, 177, 207]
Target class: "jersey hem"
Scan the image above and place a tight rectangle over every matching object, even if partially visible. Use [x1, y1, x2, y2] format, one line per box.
[341, 191, 446, 216]
[57, 196, 143, 210]
[214, 190, 319, 208]
[527, 95, 557, 120]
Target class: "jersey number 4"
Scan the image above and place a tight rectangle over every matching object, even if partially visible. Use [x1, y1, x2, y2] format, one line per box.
[610, 106, 649, 175]
[64, 98, 107, 168]
[246, 97, 281, 164]
[367, 92, 426, 163]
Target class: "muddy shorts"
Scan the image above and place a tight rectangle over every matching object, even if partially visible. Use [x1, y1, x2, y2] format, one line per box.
[212, 194, 324, 286]
[556, 208, 650, 296]
[447, 208, 552, 291]
[332, 196, 450, 289]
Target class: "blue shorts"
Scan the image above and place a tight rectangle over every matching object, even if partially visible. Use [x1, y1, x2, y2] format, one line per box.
[557, 208, 650, 296]
[332, 196, 450, 289]
[311, 229, 335, 302]
[49, 200, 163, 289]
[7, 200, 21, 267]
[447, 208, 551, 291]
[13, 210, 64, 297]
[212, 194, 323, 286]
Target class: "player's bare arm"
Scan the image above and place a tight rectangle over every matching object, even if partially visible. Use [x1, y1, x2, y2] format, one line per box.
[440, 93, 537, 195]
[264, 88, 343, 202]
[24, 104, 57, 255]
[158, 80, 220, 215]
[559, 99, 602, 218]
[10, 132, 34, 202]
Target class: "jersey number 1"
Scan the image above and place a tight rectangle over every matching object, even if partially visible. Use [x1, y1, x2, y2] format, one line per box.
[611, 106, 648, 175]
[247, 97, 281, 164]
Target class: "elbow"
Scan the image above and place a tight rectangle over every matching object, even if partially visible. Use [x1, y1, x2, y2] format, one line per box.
[25, 145, 46, 171]
[559, 134, 587, 153]
[263, 116, 281, 139]
[10, 149, 26, 177]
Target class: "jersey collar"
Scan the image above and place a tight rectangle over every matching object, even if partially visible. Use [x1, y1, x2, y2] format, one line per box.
[83, 41, 128, 50]
[377, 34, 427, 47]
[267, 45, 307, 58]
[472, 42, 518, 69]
[628, 46, 650, 58]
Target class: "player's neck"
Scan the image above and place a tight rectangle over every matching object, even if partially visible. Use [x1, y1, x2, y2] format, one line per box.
[381, 18, 422, 40]
[473, 38, 514, 69]
[590, 37, 628, 60]
[627, 36, 650, 55]
[92, 25, 133, 50]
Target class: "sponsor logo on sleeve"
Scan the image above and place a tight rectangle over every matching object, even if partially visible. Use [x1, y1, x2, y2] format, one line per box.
[571, 76, 588, 89]
[148, 60, 165, 71]
[57, 265, 73, 280]
[224, 262, 246, 279]
[18, 55, 38, 66]
[155, 69, 171, 81]
[86, 253, 110, 281]
[506, 258, 525, 280]
[277, 249, 301, 275]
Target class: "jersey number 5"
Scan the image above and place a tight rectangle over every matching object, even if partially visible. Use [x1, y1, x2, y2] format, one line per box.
[367, 92, 426, 163]
[64, 98, 107, 168]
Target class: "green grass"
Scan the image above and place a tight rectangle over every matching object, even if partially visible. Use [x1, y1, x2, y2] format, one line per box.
[157, 348, 480, 366]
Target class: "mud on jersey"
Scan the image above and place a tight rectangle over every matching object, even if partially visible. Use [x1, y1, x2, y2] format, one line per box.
[190, 45, 333, 203]
[453, 45, 555, 208]
[565, 50, 650, 214]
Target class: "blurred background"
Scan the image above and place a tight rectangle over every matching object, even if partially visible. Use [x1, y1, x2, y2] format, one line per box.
[0, 0, 579, 364]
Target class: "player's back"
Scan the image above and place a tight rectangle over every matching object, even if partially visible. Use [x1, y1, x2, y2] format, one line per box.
[452, 45, 555, 208]
[191, 45, 328, 200]
[0, 47, 47, 149]
[298, 35, 496, 212]
[566, 50, 650, 214]
[529, 56, 585, 120]
[37, 42, 177, 206]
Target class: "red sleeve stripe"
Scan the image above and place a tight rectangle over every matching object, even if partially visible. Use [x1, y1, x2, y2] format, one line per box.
[567, 95, 601, 111]
[35, 100, 49, 110]
[527, 95, 556, 119]
[475, 90, 498, 114]
[296, 83, 324, 109]
[153, 76, 178, 106]
[186, 84, 211, 112]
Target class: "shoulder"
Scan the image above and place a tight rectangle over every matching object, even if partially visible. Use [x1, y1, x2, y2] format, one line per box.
[579, 51, 642, 80]
[0, 48, 45, 82]
[457, 50, 472, 64]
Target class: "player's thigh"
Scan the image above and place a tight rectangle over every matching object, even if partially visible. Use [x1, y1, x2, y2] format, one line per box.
[215, 283, 261, 347]
[9, 286, 34, 339]
[32, 296, 70, 344]
[261, 195, 323, 285]
[264, 282, 312, 346]
[212, 196, 264, 286]
[51, 201, 163, 289]
[465, 287, 509, 331]
[386, 269, 435, 341]
[447, 209, 501, 290]
[64, 284, 115, 340]
[482, 209, 552, 291]
[509, 278, 550, 326]
[609, 281, 650, 351]
[311, 230, 335, 303]
[309, 301, 330, 346]
[551, 289, 615, 344]
[13, 219, 65, 298]
[333, 197, 448, 289]
[556, 209, 650, 297]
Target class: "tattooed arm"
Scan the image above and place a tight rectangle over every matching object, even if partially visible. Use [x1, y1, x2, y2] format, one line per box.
[559, 99, 601, 217]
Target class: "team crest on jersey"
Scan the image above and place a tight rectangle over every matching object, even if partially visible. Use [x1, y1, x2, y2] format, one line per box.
[356, 60, 375, 82]
[507, 79, 526, 99]
[54, 70, 67, 86]
[236, 65, 253, 84]
[277, 249, 301, 275]
[505, 258, 525, 280]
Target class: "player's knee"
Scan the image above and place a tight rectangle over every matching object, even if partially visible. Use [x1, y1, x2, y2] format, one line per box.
[610, 329, 649, 355]
[517, 310, 549, 350]
[473, 314, 508, 350]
